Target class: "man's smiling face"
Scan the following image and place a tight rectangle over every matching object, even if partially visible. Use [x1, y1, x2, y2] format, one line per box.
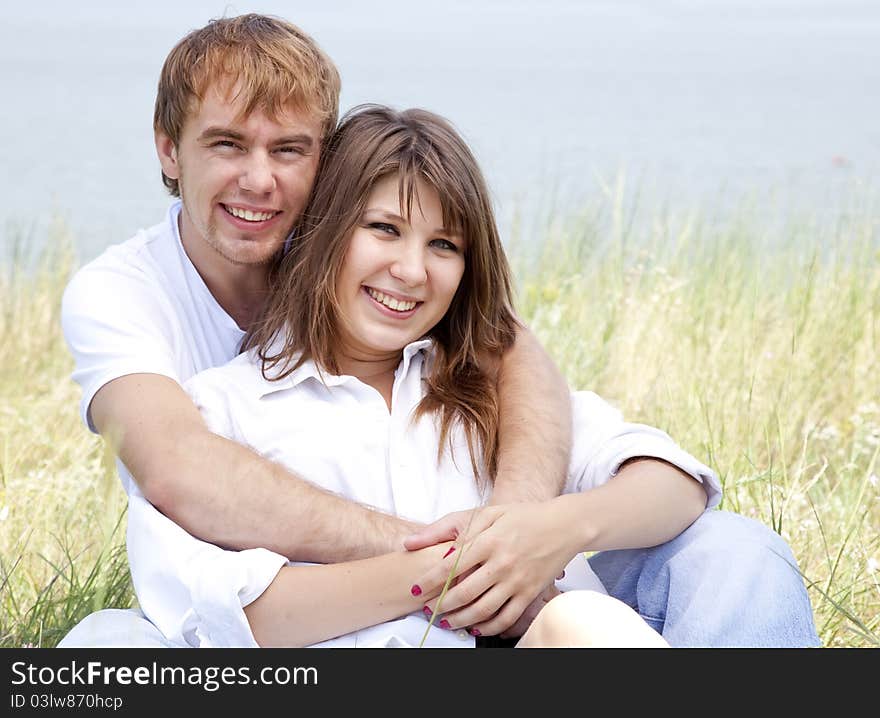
[156, 82, 323, 267]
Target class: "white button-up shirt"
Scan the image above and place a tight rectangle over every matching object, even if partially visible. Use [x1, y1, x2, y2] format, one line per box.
[126, 339, 721, 648]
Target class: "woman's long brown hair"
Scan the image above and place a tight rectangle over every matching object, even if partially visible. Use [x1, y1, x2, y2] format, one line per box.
[245, 105, 519, 486]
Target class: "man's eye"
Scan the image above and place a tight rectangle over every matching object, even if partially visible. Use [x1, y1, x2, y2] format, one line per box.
[213, 140, 240, 150]
[278, 146, 305, 155]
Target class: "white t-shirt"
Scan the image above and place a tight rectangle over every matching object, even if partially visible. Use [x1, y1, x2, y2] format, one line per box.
[124, 339, 721, 648]
[61, 201, 245, 492]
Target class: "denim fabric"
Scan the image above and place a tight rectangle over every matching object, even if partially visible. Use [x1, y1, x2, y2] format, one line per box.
[588, 510, 822, 647]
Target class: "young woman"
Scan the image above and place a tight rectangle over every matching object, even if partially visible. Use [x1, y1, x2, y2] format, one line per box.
[109, 104, 725, 648]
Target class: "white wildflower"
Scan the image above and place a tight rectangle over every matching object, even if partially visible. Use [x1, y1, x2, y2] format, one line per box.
[0, 505, 8, 521]
[816, 425, 840, 441]
[868, 558, 879, 574]
[869, 474, 878, 488]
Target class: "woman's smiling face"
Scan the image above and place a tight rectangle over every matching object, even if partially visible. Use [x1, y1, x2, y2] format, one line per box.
[334, 173, 466, 365]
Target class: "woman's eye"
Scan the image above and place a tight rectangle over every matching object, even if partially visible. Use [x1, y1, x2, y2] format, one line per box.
[431, 238, 459, 252]
[369, 222, 398, 235]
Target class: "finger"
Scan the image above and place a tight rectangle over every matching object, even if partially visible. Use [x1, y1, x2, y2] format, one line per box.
[403, 514, 463, 551]
[499, 588, 557, 639]
[421, 565, 479, 615]
[499, 604, 542, 640]
[468, 595, 531, 638]
[440, 583, 513, 631]
[428, 563, 497, 617]
[405, 506, 499, 551]
[411, 542, 489, 600]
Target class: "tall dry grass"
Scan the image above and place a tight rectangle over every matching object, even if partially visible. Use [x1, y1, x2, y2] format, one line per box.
[0, 220, 131, 648]
[1, 194, 878, 647]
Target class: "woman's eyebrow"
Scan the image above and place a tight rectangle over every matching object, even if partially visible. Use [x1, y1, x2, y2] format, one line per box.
[365, 209, 453, 235]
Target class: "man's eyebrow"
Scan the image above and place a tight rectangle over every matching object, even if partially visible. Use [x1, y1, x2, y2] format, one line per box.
[366, 208, 454, 235]
[276, 134, 316, 148]
[197, 128, 315, 148]
[198, 127, 246, 142]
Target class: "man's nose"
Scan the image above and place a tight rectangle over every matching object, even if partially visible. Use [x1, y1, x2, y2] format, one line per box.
[238, 151, 276, 194]
[390, 244, 428, 287]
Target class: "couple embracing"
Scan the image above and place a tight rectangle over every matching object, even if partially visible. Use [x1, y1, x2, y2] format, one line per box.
[59, 14, 819, 648]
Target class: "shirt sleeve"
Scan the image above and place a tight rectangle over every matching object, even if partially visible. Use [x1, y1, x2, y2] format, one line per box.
[126, 490, 288, 648]
[61, 259, 181, 432]
[124, 366, 282, 647]
[567, 391, 722, 508]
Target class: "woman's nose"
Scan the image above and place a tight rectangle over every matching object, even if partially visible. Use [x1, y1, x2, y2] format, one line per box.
[389, 244, 428, 287]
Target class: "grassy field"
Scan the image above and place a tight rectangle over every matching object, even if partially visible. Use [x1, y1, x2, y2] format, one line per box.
[1, 198, 878, 648]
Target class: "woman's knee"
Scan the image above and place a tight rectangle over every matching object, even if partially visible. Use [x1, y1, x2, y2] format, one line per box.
[522, 591, 667, 648]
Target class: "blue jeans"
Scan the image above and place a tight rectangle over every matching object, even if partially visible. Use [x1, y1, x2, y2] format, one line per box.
[588, 510, 821, 647]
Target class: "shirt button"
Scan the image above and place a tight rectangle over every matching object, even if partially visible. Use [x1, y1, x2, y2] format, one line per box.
[456, 630, 470, 641]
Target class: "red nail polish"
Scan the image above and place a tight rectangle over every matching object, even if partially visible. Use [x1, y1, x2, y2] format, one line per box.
[411, 584, 422, 597]
[469, 628, 481, 637]
[443, 546, 456, 559]
[439, 619, 451, 629]
[423, 606, 432, 617]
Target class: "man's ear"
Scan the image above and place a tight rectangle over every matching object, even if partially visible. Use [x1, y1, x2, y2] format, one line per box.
[155, 131, 180, 180]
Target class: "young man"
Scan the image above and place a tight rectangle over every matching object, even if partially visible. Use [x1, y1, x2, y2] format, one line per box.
[60, 14, 820, 647]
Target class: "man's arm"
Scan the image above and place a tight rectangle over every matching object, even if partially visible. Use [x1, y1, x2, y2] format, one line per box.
[404, 324, 571, 548]
[491, 324, 572, 503]
[91, 373, 419, 561]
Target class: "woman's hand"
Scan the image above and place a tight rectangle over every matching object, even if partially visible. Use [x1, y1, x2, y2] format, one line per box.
[409, 499, 582, 637]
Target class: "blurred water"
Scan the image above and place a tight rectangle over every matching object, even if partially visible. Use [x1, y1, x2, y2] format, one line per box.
[1, 0, 878, 260]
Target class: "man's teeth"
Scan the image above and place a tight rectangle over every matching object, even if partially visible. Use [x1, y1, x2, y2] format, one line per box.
[367, 288, 417, 312]
[224, 205, 277, 222]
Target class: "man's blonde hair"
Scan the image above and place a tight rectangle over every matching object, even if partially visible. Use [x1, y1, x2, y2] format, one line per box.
[153, 14, 340, 196]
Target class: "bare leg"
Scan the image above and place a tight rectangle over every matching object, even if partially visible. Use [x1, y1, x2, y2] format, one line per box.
[516, 590, 669, 648]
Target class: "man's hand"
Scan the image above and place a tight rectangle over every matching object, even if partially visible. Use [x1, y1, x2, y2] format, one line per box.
[403, 508, 493, 551]
[407, 501, 580, 637]
[499, 584, 562, 639]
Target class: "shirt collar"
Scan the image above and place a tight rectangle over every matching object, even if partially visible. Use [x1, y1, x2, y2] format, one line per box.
[168, 200, 182, 239]
[254, 338, 434, 398]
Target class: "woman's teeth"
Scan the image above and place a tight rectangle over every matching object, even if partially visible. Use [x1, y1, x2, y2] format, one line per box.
[367, 288, 417, 312]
